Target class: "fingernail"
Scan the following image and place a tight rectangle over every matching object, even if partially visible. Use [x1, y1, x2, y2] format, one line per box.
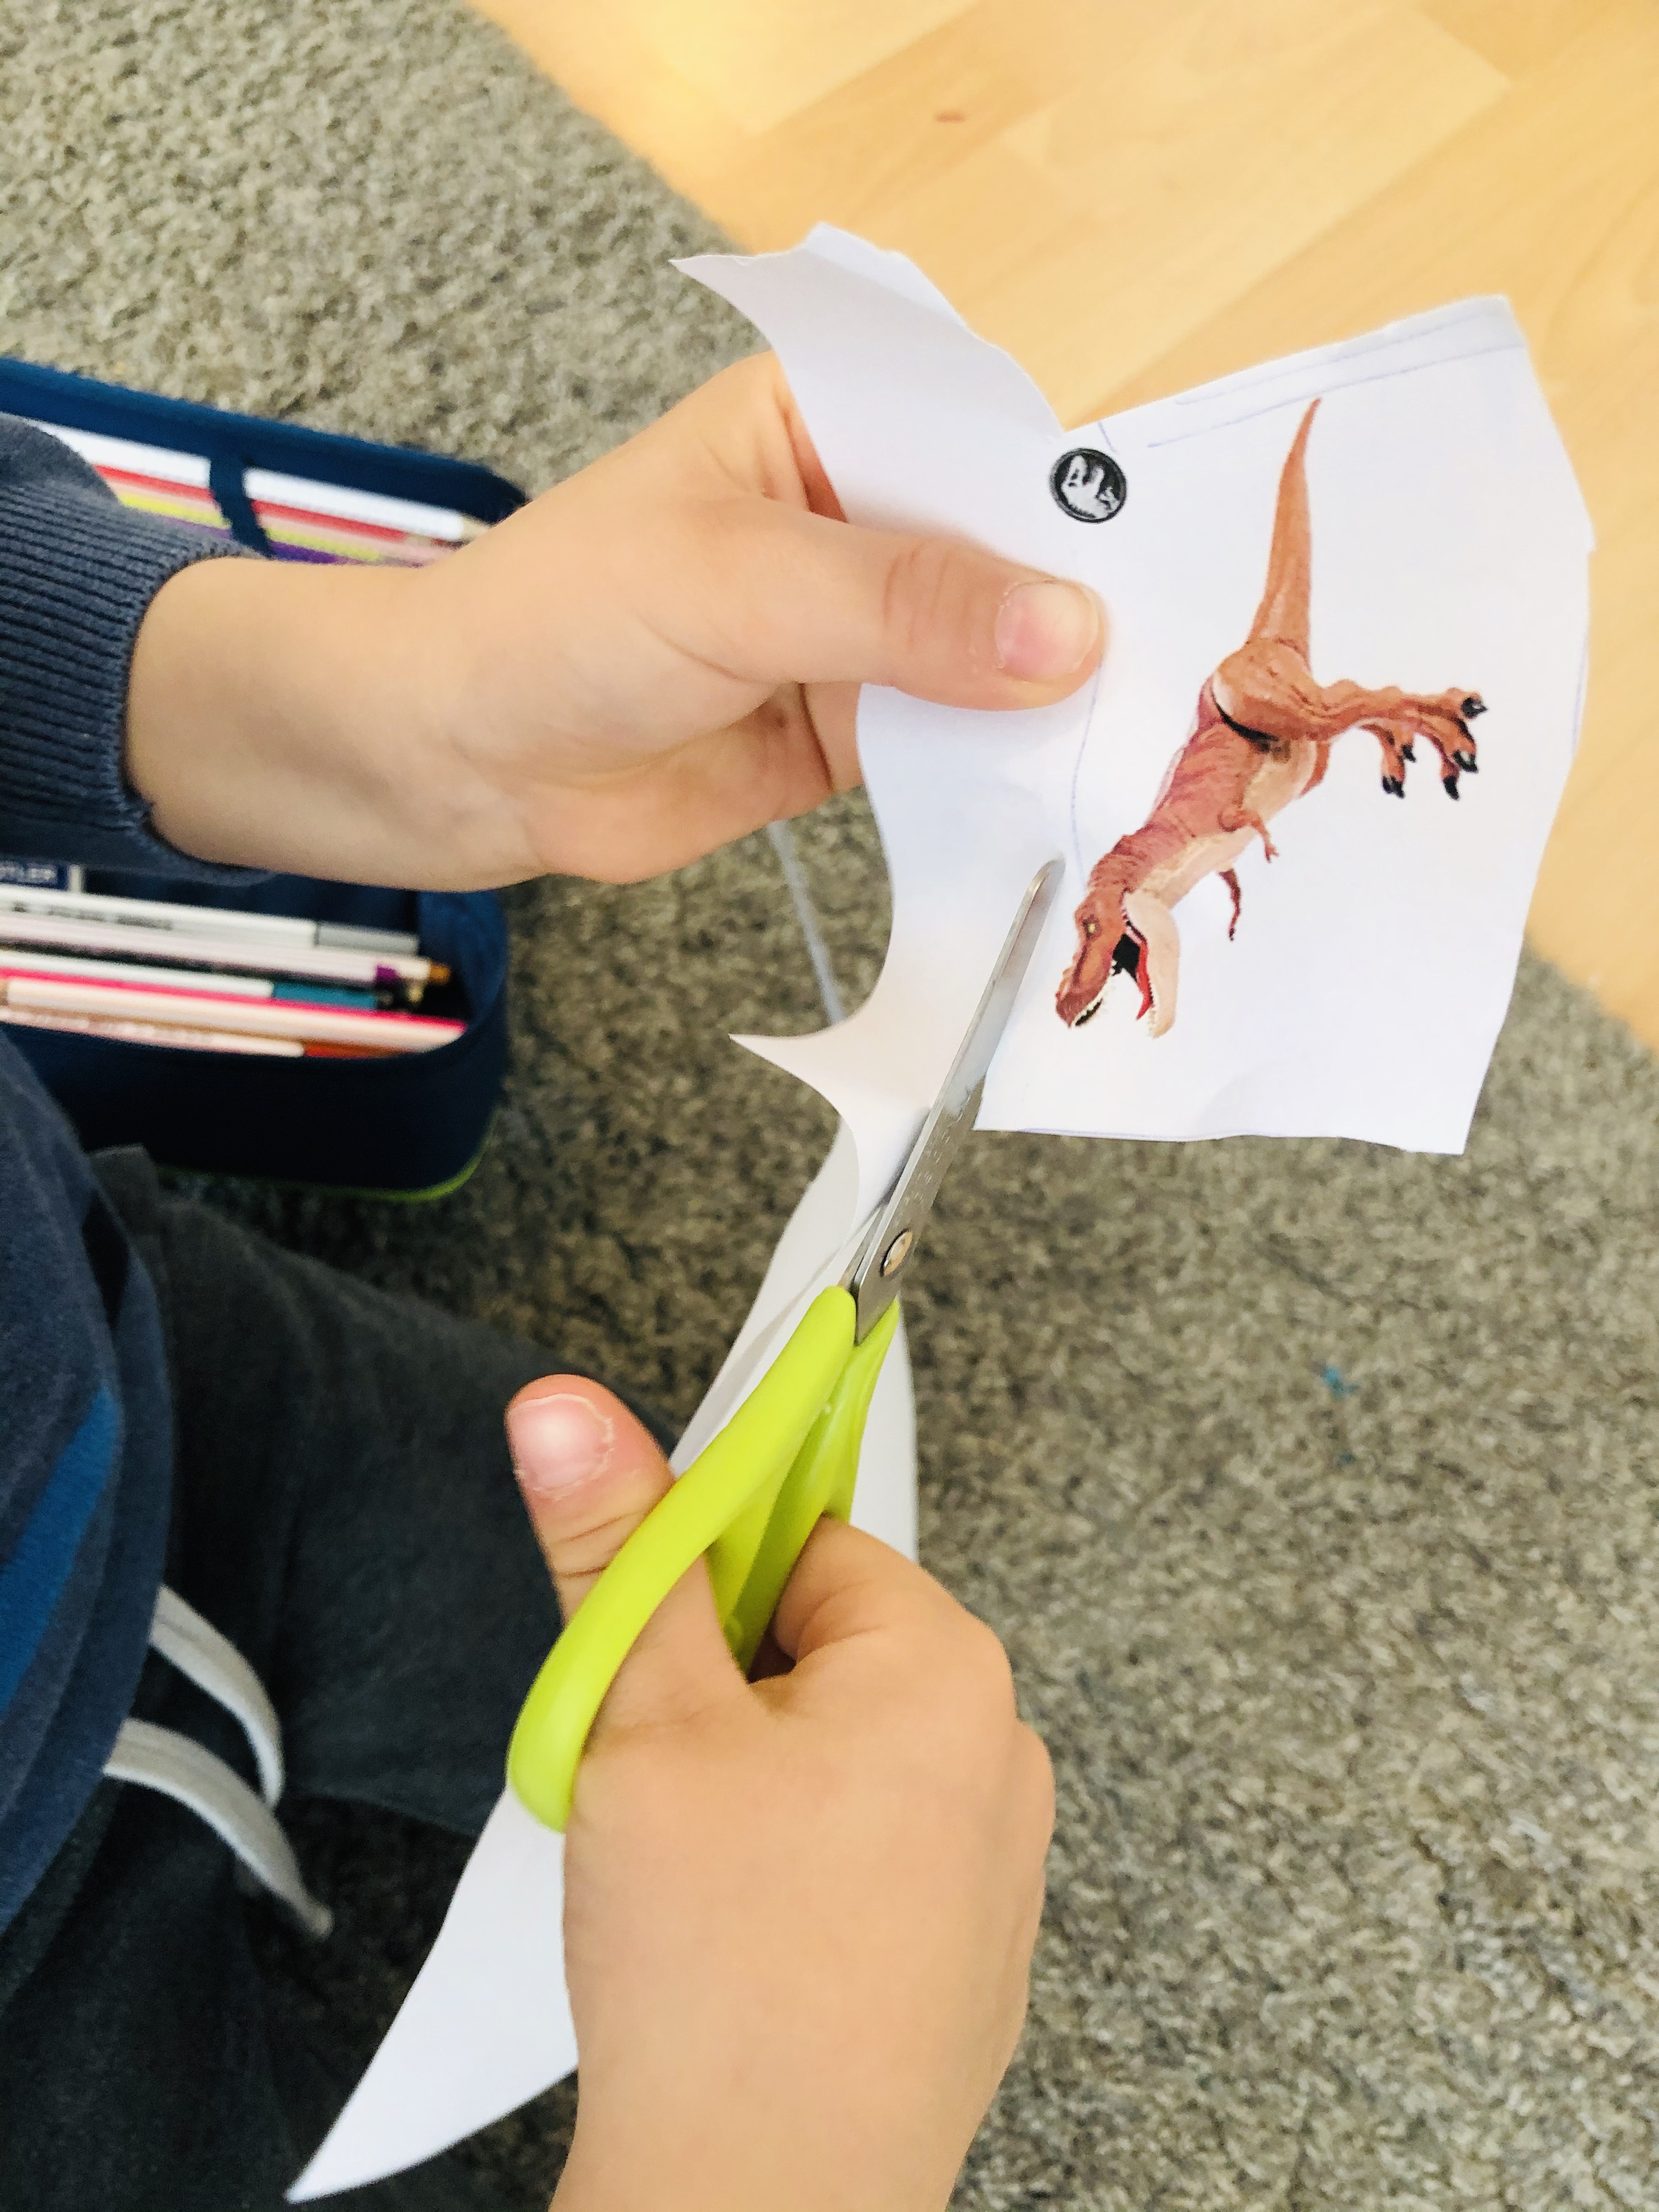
[994, 580, 1100, 682]
[507, 1392, 614, 1502]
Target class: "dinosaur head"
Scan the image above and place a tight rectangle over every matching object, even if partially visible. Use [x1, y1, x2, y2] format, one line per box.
[1056, 901, 1137, 1027]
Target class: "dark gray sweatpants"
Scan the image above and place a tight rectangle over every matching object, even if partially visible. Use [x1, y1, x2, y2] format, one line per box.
[0, 1150, 658, 2211]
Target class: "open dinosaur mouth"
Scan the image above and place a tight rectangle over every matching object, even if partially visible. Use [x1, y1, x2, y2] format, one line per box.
[1064, 927, 1145, 1026]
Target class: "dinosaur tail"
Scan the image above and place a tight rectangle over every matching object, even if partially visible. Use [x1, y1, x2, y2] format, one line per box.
[1246, 398, 1319, 657]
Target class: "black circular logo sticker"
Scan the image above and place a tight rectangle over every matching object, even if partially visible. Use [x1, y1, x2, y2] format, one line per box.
[1050, 447, 1126, 523]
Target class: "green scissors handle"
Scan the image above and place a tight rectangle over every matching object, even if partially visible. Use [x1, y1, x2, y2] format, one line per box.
[507, 1287, 900, 1832]
[505, 856, 1063, 1836]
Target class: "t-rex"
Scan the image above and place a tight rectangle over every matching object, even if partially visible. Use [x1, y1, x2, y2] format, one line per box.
[1055, 399, 1486, 1036]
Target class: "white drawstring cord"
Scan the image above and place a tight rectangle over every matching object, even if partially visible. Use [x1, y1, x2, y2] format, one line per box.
[104, 1717, 332, 1937]
[148, 1584, 285, 1806]
[104, 1585, 331, 1938]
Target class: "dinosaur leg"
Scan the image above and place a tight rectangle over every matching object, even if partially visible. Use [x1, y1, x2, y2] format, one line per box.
[1319, 683, 1486, 797]
[1220, 868, 1242, 940]
[1363, 719, 1414, 798]
[1121, 888, 1181, 1038]
[1218, 805, 1278, 861]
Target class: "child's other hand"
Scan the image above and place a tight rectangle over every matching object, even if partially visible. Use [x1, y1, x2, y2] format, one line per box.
[129, 354, 1102, 887]
[504, 1375, 1054, 2212]
[405, 353, 1102, 883]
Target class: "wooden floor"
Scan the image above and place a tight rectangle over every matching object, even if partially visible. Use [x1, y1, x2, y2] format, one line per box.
[475, 0, 1659, 1049]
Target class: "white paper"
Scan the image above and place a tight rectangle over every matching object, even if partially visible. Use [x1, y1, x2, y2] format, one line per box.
[707, 229, 1592, 1180]
[290, 1794, 573, 2200]
[295, 228, 1590, 2197]
[291, 1138, 915, 2199]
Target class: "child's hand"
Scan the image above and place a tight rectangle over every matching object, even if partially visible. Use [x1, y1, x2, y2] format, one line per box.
[504, 1375, 1054, 2212]
[128, 354, 1103, 887]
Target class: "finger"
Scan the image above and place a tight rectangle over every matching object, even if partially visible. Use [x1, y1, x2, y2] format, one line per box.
[631, 351, 845, 522]
[657, 499, 1105, 713]
[531, 689, 847, 885]
[506, 1378, 674, 1622]
[505, 1378, 743, 1728]
[768, 1515, 969, 1670]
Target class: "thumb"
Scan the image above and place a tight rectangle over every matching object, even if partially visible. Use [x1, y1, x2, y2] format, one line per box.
[505, 1375, 741, 1725]
[679, 499, 1107, 712]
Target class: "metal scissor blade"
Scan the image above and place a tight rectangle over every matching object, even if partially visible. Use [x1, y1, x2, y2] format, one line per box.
[846, 857, 1063, 1340]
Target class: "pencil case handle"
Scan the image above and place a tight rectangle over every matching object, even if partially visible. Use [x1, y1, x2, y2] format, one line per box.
[208, 453, 273, 555]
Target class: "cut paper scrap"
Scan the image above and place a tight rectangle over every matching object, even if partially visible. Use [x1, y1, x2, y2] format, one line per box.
[290, 1128, 913, 2201]
[701, 228, 1591, 1209]
[293, 229, 1590, 2198]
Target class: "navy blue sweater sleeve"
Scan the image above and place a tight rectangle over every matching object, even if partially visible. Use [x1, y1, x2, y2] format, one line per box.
[0, 415, 260, 880]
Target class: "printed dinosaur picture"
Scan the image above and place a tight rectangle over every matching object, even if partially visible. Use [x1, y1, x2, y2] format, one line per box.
[1055, 400, 1487, 1036]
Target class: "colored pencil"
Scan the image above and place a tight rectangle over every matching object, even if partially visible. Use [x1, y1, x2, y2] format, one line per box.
[0, 882, 418, 953]
[0, 1006, 302, 1057]
[2, 974, 464, 1052]
[31, 423, 483, 569]
[0, 911, 445, 991]
[0, 949, 274, 997]
[0, 953, 382, 1011]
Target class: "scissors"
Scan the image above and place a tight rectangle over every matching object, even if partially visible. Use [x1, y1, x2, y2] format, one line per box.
[506, 856, 1064, 1832]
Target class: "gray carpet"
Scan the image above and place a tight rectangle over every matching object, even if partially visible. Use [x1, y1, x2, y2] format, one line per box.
[7, 4, 1659, 2205]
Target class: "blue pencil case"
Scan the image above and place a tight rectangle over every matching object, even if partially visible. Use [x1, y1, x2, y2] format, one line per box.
[0, 359, 526, 1197]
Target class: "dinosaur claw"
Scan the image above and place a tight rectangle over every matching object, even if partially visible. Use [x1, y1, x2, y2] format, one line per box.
[1381, 775, 1403, 797]
[1443, 775, 1460, 800]
[1462, 696, 1486, 719]
[1454, 751, 1477, 773]
[1401, 743, 1415, 763]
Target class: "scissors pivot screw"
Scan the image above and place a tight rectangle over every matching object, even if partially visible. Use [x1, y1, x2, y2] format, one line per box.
[878, 1229, 915, 1278]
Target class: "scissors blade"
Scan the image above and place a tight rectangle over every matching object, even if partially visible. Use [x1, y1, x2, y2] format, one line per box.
[846, 857, 1063, 1340]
